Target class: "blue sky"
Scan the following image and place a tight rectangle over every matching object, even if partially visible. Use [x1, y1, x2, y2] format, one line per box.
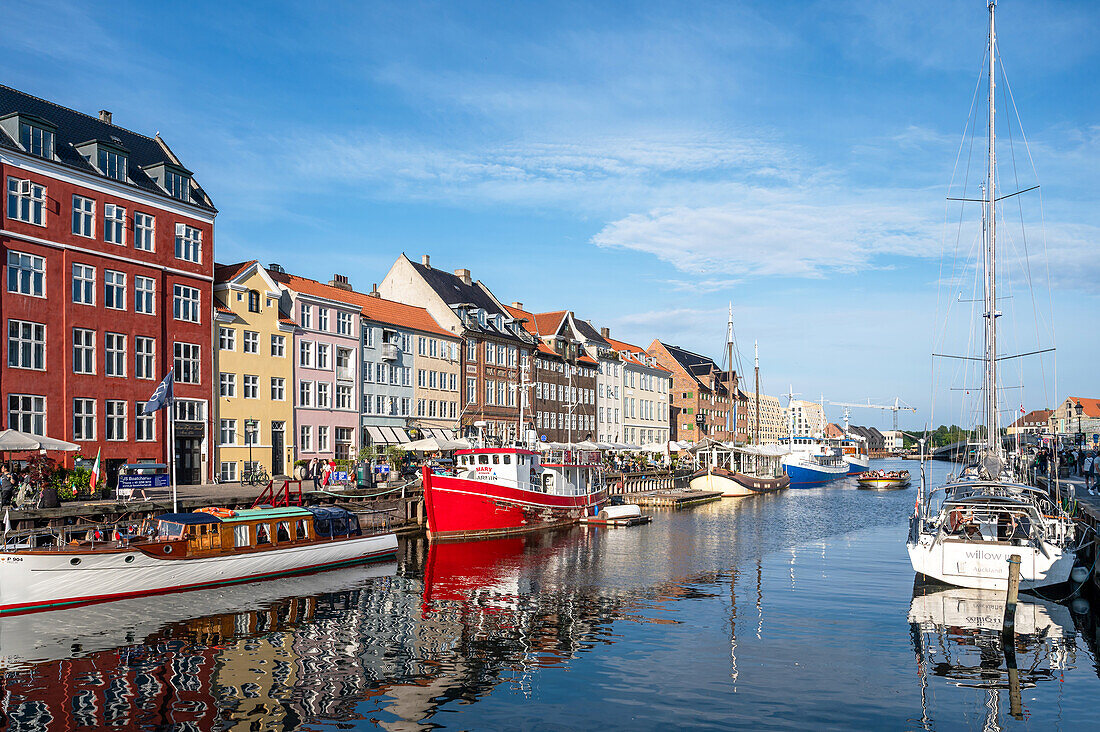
[5, 0, 1099, 431]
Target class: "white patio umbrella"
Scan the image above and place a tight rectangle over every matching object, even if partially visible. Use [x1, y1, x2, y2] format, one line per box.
[403, 436, 448, 452]
[0, 429, 79, 452]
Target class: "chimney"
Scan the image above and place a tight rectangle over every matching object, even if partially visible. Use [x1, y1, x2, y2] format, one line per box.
[455, 268, 472, 285]
[370, 283, 380, 298]
[99, 110, 112, 124]
[268, 263, 285, 274]
[421, 254, 431, 268]
[600, 327, 610, 339]
[328, 273, 352, 291]
[511, 302, 524, 310]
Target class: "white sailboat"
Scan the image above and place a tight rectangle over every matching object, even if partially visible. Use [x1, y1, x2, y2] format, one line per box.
[907, 0, 1078, 591]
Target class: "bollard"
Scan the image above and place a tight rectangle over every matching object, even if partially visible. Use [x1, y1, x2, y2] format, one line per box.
[1002, 553, 1021, 639]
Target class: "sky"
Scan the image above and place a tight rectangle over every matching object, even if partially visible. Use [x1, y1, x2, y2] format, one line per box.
[4, 0, 1099, 432]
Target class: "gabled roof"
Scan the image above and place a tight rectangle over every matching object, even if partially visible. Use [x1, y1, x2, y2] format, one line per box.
[572, 318, 609, 345]
[270, 268, 451, 337]
[213, 295, 233, 316]
[408, 258, 526, 343]
[532, 311, 567, 337]
[604, 335, 670, 372]
[1061, 398, 1100, 419]
[0, 84, 215, 211]
[1010, 408, 1052, 427]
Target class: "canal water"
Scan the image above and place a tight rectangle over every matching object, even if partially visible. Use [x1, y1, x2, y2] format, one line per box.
[3, 459, 1098, 730]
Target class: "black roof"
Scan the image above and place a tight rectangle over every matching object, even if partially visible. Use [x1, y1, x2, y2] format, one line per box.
[662, 342, 733, 394]
[410, 259, 530, 344]
[572, 319, 609, 345]
[0, 85, 215, 212]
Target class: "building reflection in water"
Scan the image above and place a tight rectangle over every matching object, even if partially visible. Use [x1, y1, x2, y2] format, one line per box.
[907, 581, 1078, 730]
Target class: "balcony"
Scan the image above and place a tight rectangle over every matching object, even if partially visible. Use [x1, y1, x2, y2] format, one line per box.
[381, 343, 399, 361]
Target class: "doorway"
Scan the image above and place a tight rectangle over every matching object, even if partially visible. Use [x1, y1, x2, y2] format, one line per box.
[175, 437, 202, 485]
[271, 421, 285, 476]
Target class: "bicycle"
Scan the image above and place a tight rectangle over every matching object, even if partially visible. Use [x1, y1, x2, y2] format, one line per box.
[243, 466, 270, 486]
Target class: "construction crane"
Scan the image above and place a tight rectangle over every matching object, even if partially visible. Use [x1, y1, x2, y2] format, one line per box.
[826, 397, 916, 432]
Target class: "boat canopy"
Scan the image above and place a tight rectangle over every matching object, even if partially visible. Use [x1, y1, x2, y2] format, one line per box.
[733, 444, 789, 457]
[306, 506, 362, 538]
[219, 507, 313, 523]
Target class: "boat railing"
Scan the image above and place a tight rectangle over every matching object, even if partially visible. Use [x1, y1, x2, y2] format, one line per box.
[542, 449, 603, 466]
[2, 521, 145, 551]
[933, 498, 1071, 546]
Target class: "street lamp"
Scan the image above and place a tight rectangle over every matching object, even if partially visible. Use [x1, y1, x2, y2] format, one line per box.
[245, 418, 258, 474]
[1075, 401, 1084, 445]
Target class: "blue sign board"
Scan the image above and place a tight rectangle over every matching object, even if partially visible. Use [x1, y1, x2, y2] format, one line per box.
[332, 471, 349, 481]
[118, 474, 169, 489]
[375, 465, 390, 475]
[540, 434, 547, 442]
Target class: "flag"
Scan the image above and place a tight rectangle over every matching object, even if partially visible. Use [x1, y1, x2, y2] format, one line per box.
[142, 369, 174, 414]
[89, 447, 101, 490]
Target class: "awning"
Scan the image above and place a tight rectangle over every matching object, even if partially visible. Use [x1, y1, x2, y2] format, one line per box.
[365, 426, 410, 444]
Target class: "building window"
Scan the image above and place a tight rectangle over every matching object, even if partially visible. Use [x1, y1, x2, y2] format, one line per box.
[174, 342, 200, 384]
[247, 290, 260, 313]
[336, 384, 352, 410]
[6, 178, 46, 225]
[317, 426, 329, 453]
[299, 341, 313, 368]
[104, 203, 126, 244]
[271, 334, 286, 357]
[271, 377, 285, 401]
[337, 311, 352, 335]
[300, 304, 312, 329]
[19, 122, 54, 158]
[135, 336, 155, 379]
[242, 330, 258, 354]
[104, 270, 126, 310]
[173, 284, 200, 322]
[220, 461, 238, 482]
[401, 397, 411, 416]
[135, 275, 155, 314]
[72, 264, 95, 305]
[134, 212, 155, 251]
[105, 400, 126, 441]
[467, 377, 476, 405]
[219, 327, 235, 351]
[8, 394, 45, 434]
[243, 374, 259, 399]
[105, 332, 126, 377]
[485, 381, 494, 405]
[416, 399, 426, 417]
[135, 403, 155, 441]
[376, 395, 384, 414]
[363, 393, 373, 414]
[220, 419, 237, 445]
[466, 339, 477, 361]
[318, 308, 329, 332]
[299, 381, 313, 407]
[73, 398, 95, 441]
[7, 251, 45, 297]
[299, 425, 312, 452]
[219, 372, 236, 398]
[316, 343, 330, 370]
[73, 328, 95, 374]
[316, 382, 331, 408]
[364, 327, 374, 348]
[174, 224, 201, 263]
[165, 169, 190, 201]
[8, 319, 45, 370]
[72, 195, 95, 238]
[98, 148, 128, 181]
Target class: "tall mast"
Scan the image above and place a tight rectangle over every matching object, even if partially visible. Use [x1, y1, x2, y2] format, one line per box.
[983, 0, 1000, 457]
[726, 303, 735, 442]
[754, 341, 760, 446]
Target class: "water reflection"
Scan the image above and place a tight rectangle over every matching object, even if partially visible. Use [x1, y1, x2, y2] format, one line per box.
[908, 581, 1078, 729]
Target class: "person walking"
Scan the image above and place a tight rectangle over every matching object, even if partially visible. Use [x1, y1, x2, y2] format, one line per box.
[0, 466, 12, 507]
[310, 457, 321, 490]
[1090, 453, 1099, 497]
[1084, 452, 1095, 492]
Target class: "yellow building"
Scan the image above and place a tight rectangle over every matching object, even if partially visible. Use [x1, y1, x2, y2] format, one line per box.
[745, 392, 784, 444]
[214, 261, 296, 481]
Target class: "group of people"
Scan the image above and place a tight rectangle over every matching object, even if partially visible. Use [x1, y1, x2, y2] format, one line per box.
[0, 465, 30, 508]
[1029, 446, 1100, 496]
[305, 457, 338, 490]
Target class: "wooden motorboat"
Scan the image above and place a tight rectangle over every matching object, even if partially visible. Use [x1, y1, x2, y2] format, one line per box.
[0, 505, 397, 616]
[856, 469, 911, 490]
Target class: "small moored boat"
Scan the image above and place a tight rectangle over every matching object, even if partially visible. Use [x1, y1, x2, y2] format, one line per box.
[856, 469, 911, 490]
[0, 505, 397, 616]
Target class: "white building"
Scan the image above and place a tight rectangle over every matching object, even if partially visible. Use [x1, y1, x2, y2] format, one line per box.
[783, 399, 827, 438]
[881, 429, 904, 453]
[603, 334, 671, 446]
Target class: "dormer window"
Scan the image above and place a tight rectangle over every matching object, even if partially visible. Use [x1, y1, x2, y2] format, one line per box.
[1, 113, 56, 160]
[98, 147, 127, 181]
[144, 162, 192, 202]
[20, 121, 54, 159]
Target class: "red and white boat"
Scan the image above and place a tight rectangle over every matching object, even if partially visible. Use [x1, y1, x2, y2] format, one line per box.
[422, 446, 608, 541]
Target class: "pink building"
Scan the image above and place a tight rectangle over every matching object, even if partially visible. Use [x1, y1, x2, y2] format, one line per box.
[269, 268, 361, 463]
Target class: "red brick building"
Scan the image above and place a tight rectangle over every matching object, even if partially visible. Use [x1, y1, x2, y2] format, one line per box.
[647, 340, 747, 444]
[1, 86, 216, 484]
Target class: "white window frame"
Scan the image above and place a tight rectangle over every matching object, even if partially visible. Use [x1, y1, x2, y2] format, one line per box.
[73, 328, 96, 374]
[242, 330, 259, 354]
[135, 402, 155, 441]
[173, 342, 201, 384]
[105, 332, 126, 377]
[7, 250, 45, 298]
[135, 275, 155, 315]
[72, 263, 95, 305]
[6, 178, 46, 226]
[134, 212, 155, 252]
[271, 334, 285, 358]
[103, 203, 126, 245]
[73, 398, 96, 441]
[173, 284, 201, 323]
[72, 195, 95, 238]
[104, 270, 126, 311]
[9, 394, 46, 434]
[174, 223, 202, 263]
[135, 336, 155, 380]
[271, 377, 286, 401]
[219, 327, 236, 351]
[105, 399, 126, 441]
[243, 374, 259, 399]
[219, 372, 236, 398]
[7, 319, 45, 371]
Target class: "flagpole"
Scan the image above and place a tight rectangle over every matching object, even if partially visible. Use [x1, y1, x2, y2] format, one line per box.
[169, 396, 177, 513]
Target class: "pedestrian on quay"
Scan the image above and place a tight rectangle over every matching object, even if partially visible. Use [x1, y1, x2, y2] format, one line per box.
[0, 466, 12, 507]
[1090, 453, 1099, 496]
[1084, 452, 1095, 492]
[310, 457, 321, 490]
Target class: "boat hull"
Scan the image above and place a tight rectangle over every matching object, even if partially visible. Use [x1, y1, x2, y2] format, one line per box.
[423, 472, 607, 541]
[782, 460, 850, 487]
[857, 477, 910, 490]
[844, 456, 869, 473]
[907, 536, 1075, 591]
[689, 468, 789, 497]
[0, 533, 398, 616]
